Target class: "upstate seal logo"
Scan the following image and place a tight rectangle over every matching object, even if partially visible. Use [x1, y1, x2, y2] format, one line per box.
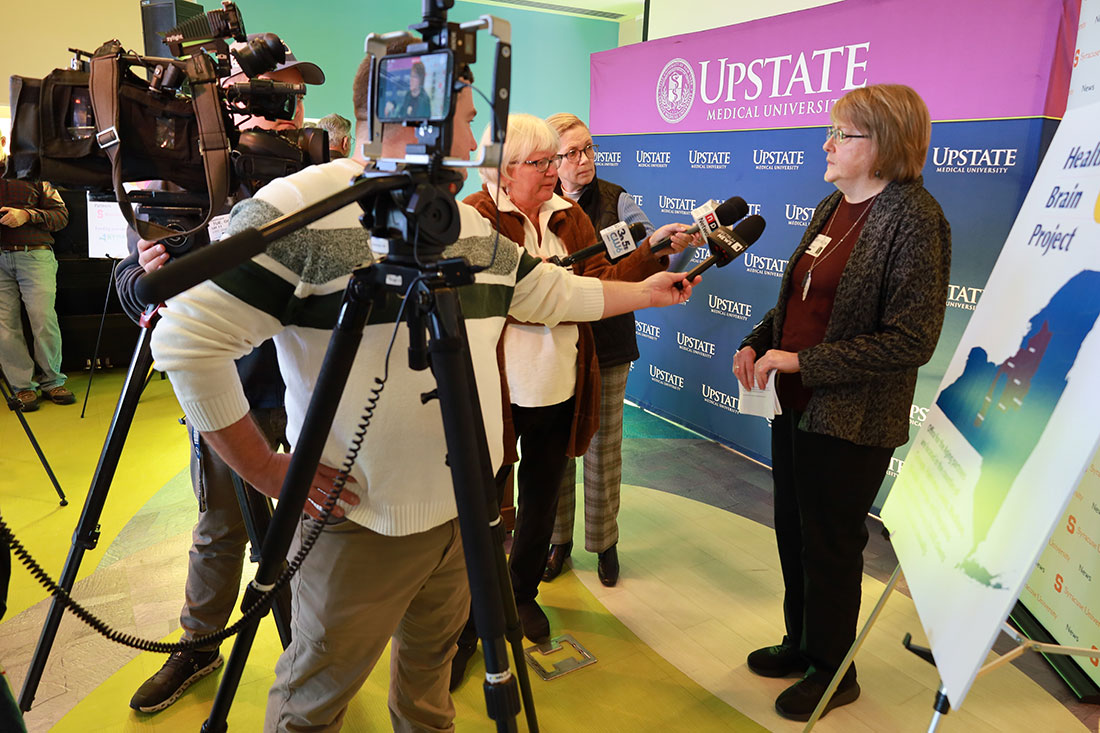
[656, 58, 696, 124]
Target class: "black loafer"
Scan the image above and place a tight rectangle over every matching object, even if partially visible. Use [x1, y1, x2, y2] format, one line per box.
[449, 641, 478, 691]
[775, 669, 860, 721]
[543, 541, 573, 582]
[517, 600, 551, 643]
[747, 640, 809, 678]
[597, 544, 619, 586]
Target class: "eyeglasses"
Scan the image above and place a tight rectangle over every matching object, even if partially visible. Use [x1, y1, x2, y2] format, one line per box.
[562, 143, 600, 163]
[521, 155, 563, 173]
[825, 126, 869, 143]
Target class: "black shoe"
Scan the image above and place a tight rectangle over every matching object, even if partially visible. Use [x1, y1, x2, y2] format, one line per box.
[747, 639, 809, 678]
[517, 600, 551, 643]
[129, 649, 223, 713]
[449, 641, 478, 692]
[543, 541, 572, 582]
[597, 544, 619, 587]
[774, 669, 860, 721]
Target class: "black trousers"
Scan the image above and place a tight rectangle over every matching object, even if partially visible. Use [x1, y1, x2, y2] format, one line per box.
[771, 409, 893, 675]
[497, 398, 576, 604]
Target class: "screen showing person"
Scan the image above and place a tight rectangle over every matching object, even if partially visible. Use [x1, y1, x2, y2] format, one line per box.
[377, 51, 451, 122]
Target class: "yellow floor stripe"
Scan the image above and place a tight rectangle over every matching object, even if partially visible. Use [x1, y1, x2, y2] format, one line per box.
[53, 558, 765, 732]
[1, 372, 188, 620]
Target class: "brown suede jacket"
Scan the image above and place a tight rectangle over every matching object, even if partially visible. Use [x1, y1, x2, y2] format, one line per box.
[465, 188, 670, 463]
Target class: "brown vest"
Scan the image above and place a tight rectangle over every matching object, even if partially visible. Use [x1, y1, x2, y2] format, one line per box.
[464, 188, 667, 463]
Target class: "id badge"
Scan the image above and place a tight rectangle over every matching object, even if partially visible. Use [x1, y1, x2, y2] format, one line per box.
[805, 233, 831, 257]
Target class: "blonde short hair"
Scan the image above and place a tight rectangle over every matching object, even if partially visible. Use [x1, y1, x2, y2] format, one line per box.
[479, 113, 560, 188]
[545, 112, 588, 139]
[832, 84, 931, 183]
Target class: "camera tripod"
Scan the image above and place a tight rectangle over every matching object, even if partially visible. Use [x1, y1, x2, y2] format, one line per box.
[0, 372, 66, 506]
[136, 169, 538, 732]
[18, 305, 293, 712]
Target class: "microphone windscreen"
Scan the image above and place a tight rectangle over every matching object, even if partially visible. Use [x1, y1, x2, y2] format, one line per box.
[628, 222, 648, 243]
[715, 196, 749, 226]
[732, 213, 766, 244]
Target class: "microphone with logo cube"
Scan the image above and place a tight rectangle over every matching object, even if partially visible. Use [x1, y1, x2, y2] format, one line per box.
[674, 214, 767, 290]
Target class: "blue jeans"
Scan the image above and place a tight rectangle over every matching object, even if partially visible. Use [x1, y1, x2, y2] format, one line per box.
[0, 249, 66, 391]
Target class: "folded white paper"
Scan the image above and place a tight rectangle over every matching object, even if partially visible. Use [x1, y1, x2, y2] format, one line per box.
[736, 369, 782, 419]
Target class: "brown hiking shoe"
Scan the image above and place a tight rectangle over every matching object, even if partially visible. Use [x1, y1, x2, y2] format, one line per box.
[15, 389, 39, 412]
[44, 386, 76, 405]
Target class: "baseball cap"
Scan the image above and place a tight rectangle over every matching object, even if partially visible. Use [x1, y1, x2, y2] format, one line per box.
[229, 33, 325, 84]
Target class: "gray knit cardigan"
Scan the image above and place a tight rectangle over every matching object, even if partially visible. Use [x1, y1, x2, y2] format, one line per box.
[740, 177, 951, 448]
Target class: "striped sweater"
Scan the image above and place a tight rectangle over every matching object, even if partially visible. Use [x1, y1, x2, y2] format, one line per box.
[151, 158, 603, 536]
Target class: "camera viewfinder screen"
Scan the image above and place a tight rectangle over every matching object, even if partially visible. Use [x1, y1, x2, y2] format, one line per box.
[377, 52, 452, 123]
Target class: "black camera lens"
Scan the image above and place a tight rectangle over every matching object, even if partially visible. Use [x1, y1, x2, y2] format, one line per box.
[232, 33, 285, 78]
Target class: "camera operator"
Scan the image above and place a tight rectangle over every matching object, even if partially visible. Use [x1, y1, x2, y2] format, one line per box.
[148, 41, 699, 731]
[112, 37, 326, 715]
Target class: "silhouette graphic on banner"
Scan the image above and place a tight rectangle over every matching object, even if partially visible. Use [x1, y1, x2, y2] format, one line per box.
[936, 270, 1100, 586]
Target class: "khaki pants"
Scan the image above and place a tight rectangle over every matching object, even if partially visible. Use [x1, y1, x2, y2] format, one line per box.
[266, 517, 469, 732]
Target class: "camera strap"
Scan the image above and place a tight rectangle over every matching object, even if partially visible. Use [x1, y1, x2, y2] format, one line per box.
[89, 49, 231, 244]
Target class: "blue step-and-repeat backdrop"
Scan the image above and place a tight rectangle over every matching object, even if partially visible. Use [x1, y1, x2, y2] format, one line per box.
[587, 0, 1077, 507]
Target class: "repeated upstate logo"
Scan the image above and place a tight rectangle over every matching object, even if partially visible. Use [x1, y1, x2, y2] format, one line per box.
[677, 330, 716, 358]
[932, 147, 1018, 174]
[754, 149, 805, 170]
[637, 150, 671, 168]
[595, 149, 621, 167]
[744, 253, 787, 278]
[649, 363, 685, 390]
[657, 195, 697, 216]
[709, 294, 753, 321]
[635, 319, 661, 341]
[701, 383, 740, 413]
[689, 150, 731, 170]
[656, 58, 697, 124]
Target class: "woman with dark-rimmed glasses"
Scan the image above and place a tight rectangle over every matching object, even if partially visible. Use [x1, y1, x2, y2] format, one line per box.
[734, 84, 951, 721]
[541, 112, 659, 589]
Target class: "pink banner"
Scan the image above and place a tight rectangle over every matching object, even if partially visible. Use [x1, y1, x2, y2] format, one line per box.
[590, 0, 1079, 135]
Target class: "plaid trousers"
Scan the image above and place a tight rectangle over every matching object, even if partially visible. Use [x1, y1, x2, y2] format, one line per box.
[552, 361, 630, 553]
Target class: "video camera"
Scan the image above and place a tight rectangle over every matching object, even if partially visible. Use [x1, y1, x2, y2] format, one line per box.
[352, 0, 511, 266]
[5, 1, 328, 248]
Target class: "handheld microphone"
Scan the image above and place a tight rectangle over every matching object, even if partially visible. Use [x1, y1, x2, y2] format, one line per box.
[674, 214, 766, 290]
[552, 222, 648, 267]
[650, 196, 750, 254]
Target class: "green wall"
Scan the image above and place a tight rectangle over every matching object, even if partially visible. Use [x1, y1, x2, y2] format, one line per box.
[206, 1, 618, 196]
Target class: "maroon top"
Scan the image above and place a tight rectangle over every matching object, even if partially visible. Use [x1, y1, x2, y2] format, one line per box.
[778, 195, 876, 411]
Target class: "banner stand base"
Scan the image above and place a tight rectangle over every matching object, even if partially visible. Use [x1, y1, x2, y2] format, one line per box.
[807, 562, 1100, 732]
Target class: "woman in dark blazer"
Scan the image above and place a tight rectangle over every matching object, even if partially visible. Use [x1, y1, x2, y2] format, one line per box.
[733, 84, 951, 721]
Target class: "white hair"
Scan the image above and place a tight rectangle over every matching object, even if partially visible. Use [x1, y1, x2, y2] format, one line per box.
[479, 113, 560, 188]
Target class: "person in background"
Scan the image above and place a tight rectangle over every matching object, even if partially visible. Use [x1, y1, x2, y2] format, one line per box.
[115, 36, 324, 714]
[317, 113, 353, 159]
[0, 134, 72, 412]
[542, 112, 655, 588]
[734, 84, 950, 721]
[463, 113, 700, 647]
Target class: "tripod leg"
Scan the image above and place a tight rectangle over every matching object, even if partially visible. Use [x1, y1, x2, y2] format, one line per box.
[202, 292, 370, 733]
[80, 259, 120, 420]
[18, 326, 154, 711]
[427, 288, 527, 733]
[0, 375, 66, 505]
[230, 472, 293, 649]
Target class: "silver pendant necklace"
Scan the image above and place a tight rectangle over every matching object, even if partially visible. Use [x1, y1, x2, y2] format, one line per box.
[801, 195, 877, 301]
